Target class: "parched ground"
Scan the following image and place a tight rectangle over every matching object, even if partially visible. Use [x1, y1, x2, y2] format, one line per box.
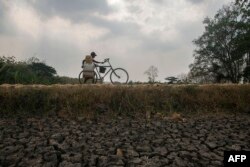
[0, 113, 249, 167]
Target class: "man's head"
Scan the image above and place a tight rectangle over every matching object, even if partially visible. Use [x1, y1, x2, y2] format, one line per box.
[91, 52, 97, 58]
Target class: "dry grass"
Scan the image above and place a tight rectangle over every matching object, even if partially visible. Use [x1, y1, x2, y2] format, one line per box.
[0, 84, 249, 118]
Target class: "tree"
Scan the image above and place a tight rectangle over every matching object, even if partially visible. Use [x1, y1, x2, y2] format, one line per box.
[165, 76, 179, 84]
[144, 65, 158, 83]
[28, 62, 56, 78]
[27, 61, 57, 84]
[190, 4, 249, 83]
[26, 57, 40, 64]
[0, 57, 36, 84]
[243, 65, 250, 82]
[235, 0, 250, 82]
[0, 56, 16, 72]
[0, 56, 58, 84]
[177, 73, 191, 84]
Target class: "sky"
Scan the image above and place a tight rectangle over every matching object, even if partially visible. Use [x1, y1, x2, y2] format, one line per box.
[0, 0, 234, 82]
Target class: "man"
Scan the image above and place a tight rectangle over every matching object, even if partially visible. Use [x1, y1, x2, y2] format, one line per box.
[82, 51, 103, 67]
[81, 51, 103, 83]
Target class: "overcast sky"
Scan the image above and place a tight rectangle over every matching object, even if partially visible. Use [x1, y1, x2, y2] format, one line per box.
[0, 0, 234, 82]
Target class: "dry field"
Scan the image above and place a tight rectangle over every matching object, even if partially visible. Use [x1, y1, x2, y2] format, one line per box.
[0, 84, 250, 166]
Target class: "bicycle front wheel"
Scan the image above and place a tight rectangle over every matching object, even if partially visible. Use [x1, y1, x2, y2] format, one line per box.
[110, 68, 129, 84]
[79, 71, 97, 84]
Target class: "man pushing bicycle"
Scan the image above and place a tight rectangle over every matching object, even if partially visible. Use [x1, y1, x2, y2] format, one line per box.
[79, 52, 129, 84]
[81, 51, 104, 83]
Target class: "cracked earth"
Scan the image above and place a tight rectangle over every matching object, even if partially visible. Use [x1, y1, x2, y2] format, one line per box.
[0, 113, 249, 167]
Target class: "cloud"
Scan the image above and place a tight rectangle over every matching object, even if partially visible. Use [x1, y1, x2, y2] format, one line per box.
[0, 0, 234, 82]
[187, 0, 205, 4]
[29, 0, 113, 22]
[0, 2, 6, 33]
[0, 0, 3, 17]
[0, 0, 12, 34]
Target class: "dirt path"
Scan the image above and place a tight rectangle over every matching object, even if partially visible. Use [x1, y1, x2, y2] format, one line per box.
[0, 114, 249, 167]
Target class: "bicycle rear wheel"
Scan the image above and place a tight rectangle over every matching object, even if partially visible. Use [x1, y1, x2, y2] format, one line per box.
[110, 68, 129, 84]
[79, 71, 97, 84]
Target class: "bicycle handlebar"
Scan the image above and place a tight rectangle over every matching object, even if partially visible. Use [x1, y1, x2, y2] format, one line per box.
[104, 58, 110, 62]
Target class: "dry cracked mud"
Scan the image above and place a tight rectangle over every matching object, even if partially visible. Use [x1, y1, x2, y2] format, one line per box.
[0, 113, 249, 167]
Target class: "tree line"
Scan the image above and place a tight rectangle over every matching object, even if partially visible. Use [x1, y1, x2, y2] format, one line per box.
[0, 56, 57, 84]
[0, 56, 79, 84]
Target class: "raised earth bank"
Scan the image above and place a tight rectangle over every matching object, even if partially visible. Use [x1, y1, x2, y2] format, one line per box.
[0, 84, 250, 117]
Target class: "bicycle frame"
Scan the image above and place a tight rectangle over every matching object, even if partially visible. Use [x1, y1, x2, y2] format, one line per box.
[94, 59, 114, 81]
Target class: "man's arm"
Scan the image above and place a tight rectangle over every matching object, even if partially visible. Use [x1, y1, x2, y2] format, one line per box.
[93, 59, 102, 63]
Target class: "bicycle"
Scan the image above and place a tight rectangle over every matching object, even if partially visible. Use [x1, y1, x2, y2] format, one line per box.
[79, 58, 129, 84]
